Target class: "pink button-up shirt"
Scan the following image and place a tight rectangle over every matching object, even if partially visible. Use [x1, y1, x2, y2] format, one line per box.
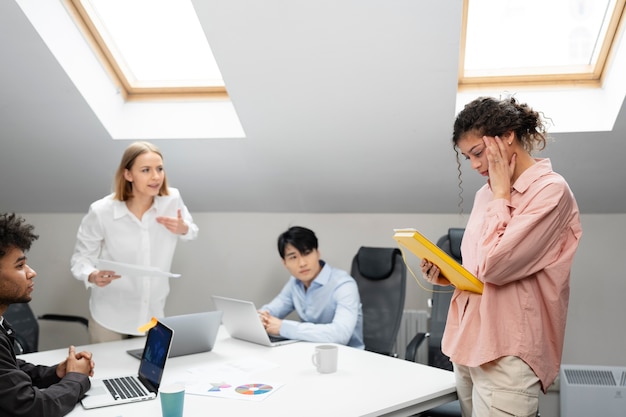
[434, 158, 582, 392]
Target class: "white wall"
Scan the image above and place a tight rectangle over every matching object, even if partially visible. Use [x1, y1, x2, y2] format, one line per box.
[21, 211, 626, 369]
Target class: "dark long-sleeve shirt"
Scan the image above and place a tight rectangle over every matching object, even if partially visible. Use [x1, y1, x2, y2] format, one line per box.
[0, 320, 90, 417]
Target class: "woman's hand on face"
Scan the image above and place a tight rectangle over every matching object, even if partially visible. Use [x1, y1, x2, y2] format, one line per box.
[484, 135, 516, 200]
[156, 209, 189, 235]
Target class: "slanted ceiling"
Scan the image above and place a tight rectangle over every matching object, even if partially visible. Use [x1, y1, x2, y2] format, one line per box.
[0, 0, 625, 214]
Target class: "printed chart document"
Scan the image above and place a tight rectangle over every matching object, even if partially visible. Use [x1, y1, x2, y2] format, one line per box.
[393, 228, 483, 294]
[96, 259, 181, 278]
[183, 358, 284, 402]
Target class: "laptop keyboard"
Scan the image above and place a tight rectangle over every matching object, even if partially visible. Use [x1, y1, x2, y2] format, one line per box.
[103, 376, 149, 400]
[268, 334, 288, 343]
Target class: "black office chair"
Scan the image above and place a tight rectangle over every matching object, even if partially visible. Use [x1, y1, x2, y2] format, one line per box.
[406, 228, 464, 417]
[4, 303, 89, 354]
[351, 246, 406, 356]
[406, 228, 463, 369]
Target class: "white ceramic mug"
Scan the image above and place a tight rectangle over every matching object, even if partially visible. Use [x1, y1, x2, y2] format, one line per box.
[312, 344, 338, 373]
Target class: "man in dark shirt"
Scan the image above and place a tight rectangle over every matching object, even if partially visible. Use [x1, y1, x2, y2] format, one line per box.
[0, 212, 94, 416]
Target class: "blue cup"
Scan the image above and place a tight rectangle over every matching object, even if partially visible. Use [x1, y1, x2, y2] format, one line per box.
[160, 383, 185, 417]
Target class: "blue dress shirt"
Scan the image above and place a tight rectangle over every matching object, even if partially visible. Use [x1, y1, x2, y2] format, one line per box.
[261, 261, 364, 349]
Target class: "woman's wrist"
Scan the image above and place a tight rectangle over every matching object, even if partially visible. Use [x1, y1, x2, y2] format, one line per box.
[88, 271, 98, 283]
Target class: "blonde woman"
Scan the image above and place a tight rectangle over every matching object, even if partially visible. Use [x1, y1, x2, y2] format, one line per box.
[71, 141, 198, 343]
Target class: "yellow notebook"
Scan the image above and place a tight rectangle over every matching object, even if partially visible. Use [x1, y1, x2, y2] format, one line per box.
[393, 228, 483, 294]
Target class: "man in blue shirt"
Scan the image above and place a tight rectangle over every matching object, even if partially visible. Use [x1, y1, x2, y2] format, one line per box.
[259, 226, 364, 349]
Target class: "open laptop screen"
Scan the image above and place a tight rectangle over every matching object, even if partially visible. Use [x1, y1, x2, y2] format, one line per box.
[138, 321, 173, 391]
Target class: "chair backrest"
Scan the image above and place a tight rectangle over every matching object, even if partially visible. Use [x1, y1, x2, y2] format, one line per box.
[4, 303, 39, 354]
[428, 228, 465, 371]
[351, 246, 406, 356]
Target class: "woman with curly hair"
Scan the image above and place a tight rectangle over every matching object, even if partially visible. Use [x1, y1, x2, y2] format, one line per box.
[421, 97, 582, 417]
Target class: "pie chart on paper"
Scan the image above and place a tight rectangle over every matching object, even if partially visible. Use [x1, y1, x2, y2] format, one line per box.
[235, 383, 273, 395]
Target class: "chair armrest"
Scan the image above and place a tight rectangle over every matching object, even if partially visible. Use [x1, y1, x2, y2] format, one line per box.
[405, 331, 429, 362]
[38, 314, 89, 328]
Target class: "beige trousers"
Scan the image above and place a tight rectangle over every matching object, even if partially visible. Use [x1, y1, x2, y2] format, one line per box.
[88, 319, 134, 343]
[454, 356, 540, 417]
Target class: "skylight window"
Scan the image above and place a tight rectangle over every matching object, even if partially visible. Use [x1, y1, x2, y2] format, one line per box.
[460, 0, 625, 88]
[67, 0, 227, 99]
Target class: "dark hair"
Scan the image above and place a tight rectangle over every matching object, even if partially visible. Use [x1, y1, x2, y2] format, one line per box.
[0, 213, 39, 259]
[277, 226, 318, 259]
[453, 96, 548, 153]
[451, 96, 549, 213]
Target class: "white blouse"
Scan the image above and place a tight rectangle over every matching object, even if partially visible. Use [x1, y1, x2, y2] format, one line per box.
[70, 188, 198, 335]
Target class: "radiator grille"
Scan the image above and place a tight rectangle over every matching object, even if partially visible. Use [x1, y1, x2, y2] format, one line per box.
[394, 309, 428, 362]
[563, 368, 617, 386]
[621, 371, 626, 387]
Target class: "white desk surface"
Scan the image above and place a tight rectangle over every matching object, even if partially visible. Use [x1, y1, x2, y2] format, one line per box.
[20, 327, 457, 417]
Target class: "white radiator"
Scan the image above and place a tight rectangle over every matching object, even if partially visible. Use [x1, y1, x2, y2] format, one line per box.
[560, 364, 626, 417]
[394, 309, 428, 362]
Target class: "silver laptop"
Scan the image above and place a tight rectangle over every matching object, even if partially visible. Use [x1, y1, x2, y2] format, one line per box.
[211, 295, 299, 347]
[126, 311, 222, 359]
[81, 320, 174, 409]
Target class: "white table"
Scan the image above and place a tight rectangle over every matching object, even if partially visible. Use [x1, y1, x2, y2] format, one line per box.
[20, 327, 457, 417]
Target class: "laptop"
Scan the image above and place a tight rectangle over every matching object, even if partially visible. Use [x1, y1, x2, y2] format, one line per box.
[80, 320, 174, 409]
[126, 311, 222, 359]
[211, 295, 299, 347]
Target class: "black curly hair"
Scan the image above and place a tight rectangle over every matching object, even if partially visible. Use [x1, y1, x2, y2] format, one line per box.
[451, 96, 550, 213]
[0, 213, 39, 259]
[452, 96, 548, 153]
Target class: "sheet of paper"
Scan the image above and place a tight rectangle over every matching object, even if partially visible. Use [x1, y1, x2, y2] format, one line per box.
[187, 379, 284, 402]
[184, 358, 283, 401]
[188, 357, 278, 378]
[96, 259, 181, 278]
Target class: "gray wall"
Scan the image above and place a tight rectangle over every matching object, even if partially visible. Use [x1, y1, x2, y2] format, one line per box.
[22, 211, 625, 366]
[19, 212, 626, 417]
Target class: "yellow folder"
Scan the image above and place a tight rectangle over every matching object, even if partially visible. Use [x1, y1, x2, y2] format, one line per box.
[393, 228, 483, 294]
